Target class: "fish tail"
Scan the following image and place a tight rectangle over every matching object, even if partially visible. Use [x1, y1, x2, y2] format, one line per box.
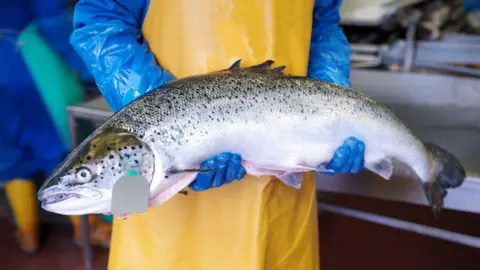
[421, 142, 466, 218]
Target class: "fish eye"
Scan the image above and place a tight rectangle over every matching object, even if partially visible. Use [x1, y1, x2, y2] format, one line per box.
[76, 167, 92, 183]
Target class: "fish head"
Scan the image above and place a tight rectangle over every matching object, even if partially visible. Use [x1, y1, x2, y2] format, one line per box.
[38, 129, 155, 216]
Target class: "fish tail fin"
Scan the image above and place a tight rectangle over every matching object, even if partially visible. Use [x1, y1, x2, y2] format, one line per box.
[225, 59, 286, 75]
[422, 142, 466, 218]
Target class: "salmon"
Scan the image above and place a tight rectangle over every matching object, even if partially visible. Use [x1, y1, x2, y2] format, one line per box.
[37, 60, 466, 218]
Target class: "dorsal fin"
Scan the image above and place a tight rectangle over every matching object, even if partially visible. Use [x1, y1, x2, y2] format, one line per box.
[223, 59, 286, 75]
[228, 59, 242, 70]
[246, 60, 274, 70]
[268, 66, 286, 74]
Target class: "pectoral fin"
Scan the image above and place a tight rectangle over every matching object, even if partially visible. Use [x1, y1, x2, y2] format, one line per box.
[148, 174, 197, 207]
[115, 213, 132, 220]
[167, 167, 220, 175]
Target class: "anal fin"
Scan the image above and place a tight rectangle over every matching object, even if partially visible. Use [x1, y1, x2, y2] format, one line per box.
[277, 173, 304, 189]
[369, 158, 394, 180]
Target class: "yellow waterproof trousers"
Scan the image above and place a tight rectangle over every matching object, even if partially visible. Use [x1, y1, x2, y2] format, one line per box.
[108, 1, 320, 269]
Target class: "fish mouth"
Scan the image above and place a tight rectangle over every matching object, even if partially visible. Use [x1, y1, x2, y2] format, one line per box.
[38, 186, 103, 206]
[38, 193, 81, 205]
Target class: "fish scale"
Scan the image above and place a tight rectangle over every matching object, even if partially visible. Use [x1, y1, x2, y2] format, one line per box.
[117, 73, 389, 145]
[37, 60, 466, 218]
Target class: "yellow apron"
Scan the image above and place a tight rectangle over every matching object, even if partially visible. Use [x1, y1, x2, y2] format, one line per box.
[108, 0, 320, 269]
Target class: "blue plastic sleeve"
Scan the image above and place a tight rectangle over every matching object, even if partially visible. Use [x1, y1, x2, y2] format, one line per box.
[308, 0, 351, 88]
[69, 0, 174, 111]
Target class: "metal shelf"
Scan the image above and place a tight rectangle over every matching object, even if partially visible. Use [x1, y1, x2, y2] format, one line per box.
[318, 203, 480, 248]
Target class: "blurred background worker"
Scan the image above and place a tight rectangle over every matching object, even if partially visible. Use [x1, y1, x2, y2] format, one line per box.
[71, 0, 365, 269]
[0, 0, 111, 253]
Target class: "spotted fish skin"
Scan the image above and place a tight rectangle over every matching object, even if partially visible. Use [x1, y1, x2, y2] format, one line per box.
[38, 60, 466, 217]
[110, 64, 427, 179]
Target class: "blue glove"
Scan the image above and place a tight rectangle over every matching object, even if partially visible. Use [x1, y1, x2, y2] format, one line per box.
[308, 0, 352, 88]
[318, 137, 365, 175]
[189, 137, 365, 191]
[189, 153, 246, 191]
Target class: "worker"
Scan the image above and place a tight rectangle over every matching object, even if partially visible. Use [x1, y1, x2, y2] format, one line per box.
[70, 0, 365, 269]
[0, 0, 111, 253]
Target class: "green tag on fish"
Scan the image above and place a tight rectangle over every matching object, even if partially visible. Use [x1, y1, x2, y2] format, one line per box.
[128, 170, 139, 176]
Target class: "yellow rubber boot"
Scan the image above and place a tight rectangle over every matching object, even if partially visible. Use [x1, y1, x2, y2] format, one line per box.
[70, 215, 112, 248]
[5, 179, 40, 254]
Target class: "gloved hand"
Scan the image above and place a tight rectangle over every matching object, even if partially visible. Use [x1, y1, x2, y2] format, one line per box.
[189, 153, 246, 191]
[189, 137, 365, 191]
[318, 137, 365, 175]
[308, 0, 352, 89]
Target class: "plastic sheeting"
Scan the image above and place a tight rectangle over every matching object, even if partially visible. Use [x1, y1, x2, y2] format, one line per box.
[110, 0, 319, 269]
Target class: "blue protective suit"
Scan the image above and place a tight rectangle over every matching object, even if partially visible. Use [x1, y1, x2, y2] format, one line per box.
[70, 0, 364, 191]
[464, 0, 480, 12]
[0, 0, 91, 183]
